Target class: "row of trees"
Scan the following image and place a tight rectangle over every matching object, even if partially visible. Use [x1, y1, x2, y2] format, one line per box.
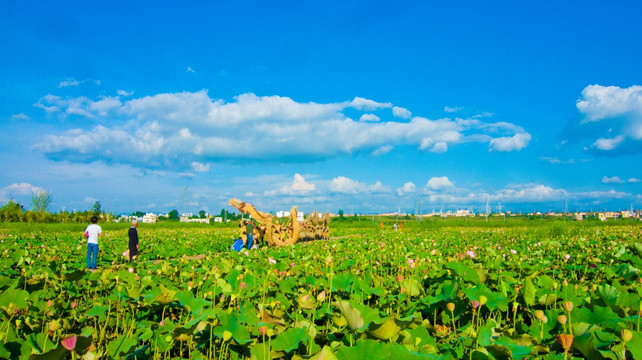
[0, 190, 112, 223]
[0, 190, 243, 223]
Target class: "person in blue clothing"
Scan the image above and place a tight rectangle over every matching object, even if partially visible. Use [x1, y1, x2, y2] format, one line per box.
[244, 218, 255, 249]
[84, 216, 103, 269]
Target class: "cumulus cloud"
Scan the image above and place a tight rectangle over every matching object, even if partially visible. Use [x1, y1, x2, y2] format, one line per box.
[359, 114, 380, 122]
[265, 174, 316, 196]
[601, 176, 624, 184]
[0, 183, 46, 202]
[593, 135, 624, 151]
[628, 178, 640, 183]
[348, 97, 392, 110]
[392, 106, 411, 119]
[426, 176, 454, 191]
[32, 90, 532, 171]
[575, 84, 642, 152]
[329, 176, 389, 194]
[489, 133, 531, 152]
[117, 90, 134, 97]
[396, 181, 416, 196]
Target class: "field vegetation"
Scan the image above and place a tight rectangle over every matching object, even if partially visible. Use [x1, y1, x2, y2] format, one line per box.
[0, 217, 641, 359]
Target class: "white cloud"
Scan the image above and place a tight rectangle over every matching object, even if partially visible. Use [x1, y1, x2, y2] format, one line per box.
[191, 162, 210, 172]
[444, 106, 462, 113]
[489, 133, 531, 152]
[593, 135, 624, 150]
[371, 145, 392, 156]
[396, 181, 416, 196]
[0, 183, 46, 203]
[59, 79, 80, 88]
[430, 142, 448, 153]
[187, 66, 195, 73]
[628, 178, 640, 183]
[359, 113, 380, 122]
[329, 176, 389, 194]
[32, 90, 532, 170]
[601, 176, 624, 184]
[11, 113, 30, 121]
[117, 90, 134, 97]
[392, 106, 411, 119]
[540, 157, 575, 164]
[574, 84, 642, 153]
[577, 84, 642, 123]
[348, 97, 392, 111]
[426, 176, 454, 191]
[265, 174, 316, 196]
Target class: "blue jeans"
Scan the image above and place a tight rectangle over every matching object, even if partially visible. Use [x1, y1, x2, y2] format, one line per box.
[87, 243, 99, 269]
[246, 234, 254, 249]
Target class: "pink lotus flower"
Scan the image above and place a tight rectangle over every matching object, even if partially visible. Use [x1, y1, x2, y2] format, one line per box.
[565, 254, 571, 262]
[60, 334, 77, 351]
[268, 257, 276, 265]
[396, 275, 404, 283]
[466, 250, 476, 259]
[128, 267, 134, 273]
[239, 282, 247, 289]
[258, 326, 268, 336]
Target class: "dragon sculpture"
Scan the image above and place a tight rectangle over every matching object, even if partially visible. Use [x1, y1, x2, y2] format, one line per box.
[229, 199, 330, 247]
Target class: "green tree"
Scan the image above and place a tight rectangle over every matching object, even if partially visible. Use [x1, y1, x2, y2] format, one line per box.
[132, 211, 145, 217]
[199, 210, 206, 219]
[92, 201, 102, 216]
[31, 190, 52, 213]
[338, 209, 344, 218]
[0, 200, 25, 222]
[168, 209, 179, 220]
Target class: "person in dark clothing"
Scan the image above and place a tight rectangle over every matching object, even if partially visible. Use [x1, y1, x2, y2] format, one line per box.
[128, 220, 139, 261]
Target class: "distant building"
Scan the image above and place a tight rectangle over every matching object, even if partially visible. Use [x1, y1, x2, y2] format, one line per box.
[276, 210, 304, 222]
[143, 213, 157, 224]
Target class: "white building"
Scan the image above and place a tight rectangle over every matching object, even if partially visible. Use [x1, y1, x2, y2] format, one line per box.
[142, 213, 157, 224]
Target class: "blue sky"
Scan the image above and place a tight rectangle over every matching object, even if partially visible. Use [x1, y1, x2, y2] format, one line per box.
[1, 1, 642, 215]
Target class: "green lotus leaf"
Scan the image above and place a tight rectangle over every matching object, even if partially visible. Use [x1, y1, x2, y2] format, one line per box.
[367, 315, 401, 340]
[334, 300, 364, 331]
[597, 284, 618, 306]
[271, 327, 310, 354]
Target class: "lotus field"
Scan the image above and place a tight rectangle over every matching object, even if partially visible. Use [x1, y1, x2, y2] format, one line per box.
[1, 220, 642, 359]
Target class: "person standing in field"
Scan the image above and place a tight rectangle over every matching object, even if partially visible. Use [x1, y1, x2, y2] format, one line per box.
[84, 216, 102, 269]
[128, 219, 139, 261]
[245, 218, 255, 249]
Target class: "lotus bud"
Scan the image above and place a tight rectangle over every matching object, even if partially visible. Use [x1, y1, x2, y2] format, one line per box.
[396, 275, 404, 283]
[541, 315, 548, 324]
[621, 329, 633, 343]
[556, 334, 574, 351]
[223, 330, 233, 342]
[60, 334, 78, 351]
[512, 302, 519, 311]
[479, 296, 487, 306]
[557, 314, 567, 325]
[447, 302, 455, 312]
[534, 310, 545, 322]
[562, 279, 568, 287]
[258, 326, 268, 336]
[562, 301, 574, 313]
[267, 328, 274, 337]
[552, 282, 558, 290]
[471, 300, 480, 309]
[317, 290, 326, 302]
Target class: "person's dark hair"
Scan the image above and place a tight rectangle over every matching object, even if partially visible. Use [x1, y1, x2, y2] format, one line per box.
[91, 216, 99, 224]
